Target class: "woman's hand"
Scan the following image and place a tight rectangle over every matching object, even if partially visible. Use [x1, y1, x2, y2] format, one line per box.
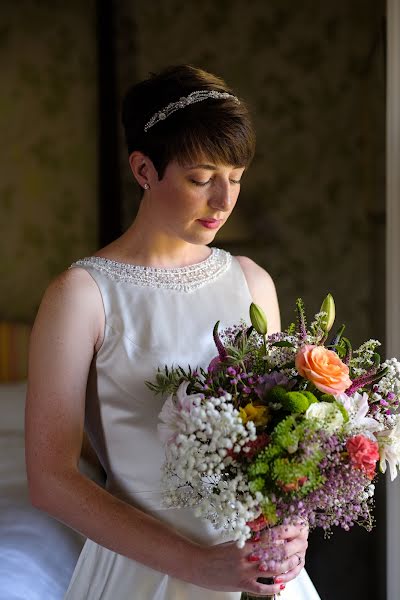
[192, 521, 308, 596]
[255, 522, 309, 588]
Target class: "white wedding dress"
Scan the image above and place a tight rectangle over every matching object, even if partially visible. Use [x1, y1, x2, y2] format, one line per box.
[64, 248, 321, 600]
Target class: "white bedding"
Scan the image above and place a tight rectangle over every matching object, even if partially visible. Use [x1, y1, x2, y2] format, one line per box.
[0, 383, 84, 600]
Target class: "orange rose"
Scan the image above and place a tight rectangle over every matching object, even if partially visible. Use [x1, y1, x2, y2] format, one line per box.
[295, 344, 352, 396]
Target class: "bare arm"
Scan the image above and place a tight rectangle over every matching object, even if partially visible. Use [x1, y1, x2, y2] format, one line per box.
[236, 255, 281, 334]
[25, 269, 202, 581]
[25, 267, 304, 596]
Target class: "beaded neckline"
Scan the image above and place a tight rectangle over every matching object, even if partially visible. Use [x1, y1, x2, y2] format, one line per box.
[71, 247, 231, 293]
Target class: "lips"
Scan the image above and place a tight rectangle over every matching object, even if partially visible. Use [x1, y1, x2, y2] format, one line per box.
[197, 218, 222, 230]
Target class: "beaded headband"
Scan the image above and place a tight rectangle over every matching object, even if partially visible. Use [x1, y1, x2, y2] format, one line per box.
[144, 89, 240, 132]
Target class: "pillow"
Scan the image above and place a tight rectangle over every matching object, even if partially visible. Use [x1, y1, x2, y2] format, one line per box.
[0, 322, 31, 382]
[0, 381, 106, 484]
[0, 382, 27, 432]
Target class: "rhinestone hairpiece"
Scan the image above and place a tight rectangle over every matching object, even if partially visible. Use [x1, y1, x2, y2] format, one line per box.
[144, 90, 240, 132]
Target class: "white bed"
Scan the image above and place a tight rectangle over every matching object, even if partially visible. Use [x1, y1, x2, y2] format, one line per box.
[0, 382, 95, 600]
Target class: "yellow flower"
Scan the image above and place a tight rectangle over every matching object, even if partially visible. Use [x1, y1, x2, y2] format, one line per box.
[239, 403, 269, 427]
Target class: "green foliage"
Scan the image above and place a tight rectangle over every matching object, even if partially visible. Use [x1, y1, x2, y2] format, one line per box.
[286, 322, 296, 335]
[247, 416, 324, 498]
[249, 477, 265, 493]
[145, 365, 193, 395]
[225, 327, 261, 364]
[260, 498, 278, 525]
[271, 340, 295, 348]
[328, 324, 346, 348]
[335, 401, 349, 423]
[296, 297, 307, 334]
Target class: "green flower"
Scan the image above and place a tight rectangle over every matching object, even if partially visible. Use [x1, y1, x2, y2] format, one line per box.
[281, 392, 311, 413]
[320, 293, 336, 332]
[249, 302, 268, 335]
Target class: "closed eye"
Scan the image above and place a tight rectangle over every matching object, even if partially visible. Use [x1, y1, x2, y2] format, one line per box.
[191, 179, 241, 186]
[191, 179, 211, 186]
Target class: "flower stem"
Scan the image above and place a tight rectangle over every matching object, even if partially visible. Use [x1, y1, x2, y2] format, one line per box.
[242, 594, 278, 600]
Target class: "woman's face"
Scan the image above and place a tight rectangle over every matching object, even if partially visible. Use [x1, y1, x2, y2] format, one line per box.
[145, 159, 245, 245]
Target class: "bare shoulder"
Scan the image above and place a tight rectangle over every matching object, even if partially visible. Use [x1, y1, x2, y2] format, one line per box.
[33, 266, 105, 354]
[235, 255, 281, 334]
[235, 255, 277, 298]
[43, 265, 99, 300]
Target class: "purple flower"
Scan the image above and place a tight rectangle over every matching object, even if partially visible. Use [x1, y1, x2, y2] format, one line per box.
[255, 372, 295, 400]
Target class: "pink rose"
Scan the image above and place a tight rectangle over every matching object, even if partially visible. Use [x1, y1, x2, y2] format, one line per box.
[247, 514, 268, 532]
[295, 344, 352, 396]
[346, 434, 380, 479]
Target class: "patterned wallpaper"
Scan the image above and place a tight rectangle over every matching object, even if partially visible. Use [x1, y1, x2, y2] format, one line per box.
[117, 0, 385, 350]
[115, 5, 386, 596]
[0, 2, 387, 598]
[0, 1, 98, 322]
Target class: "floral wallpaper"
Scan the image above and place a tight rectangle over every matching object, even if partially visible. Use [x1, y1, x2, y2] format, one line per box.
[0, 1, 98, 322]
[0, 2, 387, 598]
[117, 0, 385, 351]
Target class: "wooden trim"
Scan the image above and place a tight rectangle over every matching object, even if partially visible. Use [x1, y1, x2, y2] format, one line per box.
[386, 1, 400, 598]
[96, 0, 121, 245]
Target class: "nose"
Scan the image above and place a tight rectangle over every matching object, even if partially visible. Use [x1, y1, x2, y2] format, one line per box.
[208, 180, 232, 212]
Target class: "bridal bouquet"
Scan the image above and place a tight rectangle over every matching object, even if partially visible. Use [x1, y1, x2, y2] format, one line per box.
[147, 295, 400, 549]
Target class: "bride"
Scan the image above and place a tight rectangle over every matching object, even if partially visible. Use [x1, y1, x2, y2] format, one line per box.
[25, 64, 321, 600]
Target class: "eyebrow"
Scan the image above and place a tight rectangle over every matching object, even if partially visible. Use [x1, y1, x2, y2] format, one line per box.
[185, 164, 244, 170]
[185, 164, 217, 170]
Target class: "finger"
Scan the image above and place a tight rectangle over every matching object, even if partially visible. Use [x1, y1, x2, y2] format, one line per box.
[257, 550, 305, 577]
[274, 553, 305, 584]
[242, 577, 287, 597]
[281, 537, 308, 558]
[246, 532, 308, 569]
[281, 551, 306, 575]
[260, 522, 308, 542]
[246, 542, 287, 565]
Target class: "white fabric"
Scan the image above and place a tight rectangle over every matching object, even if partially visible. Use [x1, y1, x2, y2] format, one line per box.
[0, 383, 84, 600]
[65, 252, 321, 600]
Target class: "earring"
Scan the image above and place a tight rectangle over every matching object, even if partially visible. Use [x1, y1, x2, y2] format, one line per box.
[144, 183, 150, 190]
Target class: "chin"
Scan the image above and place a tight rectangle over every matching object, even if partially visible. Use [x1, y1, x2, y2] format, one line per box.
[187, 231, 218, 245]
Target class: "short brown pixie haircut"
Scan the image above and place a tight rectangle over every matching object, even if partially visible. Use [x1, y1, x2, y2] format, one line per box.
[121, 64, 256, 181]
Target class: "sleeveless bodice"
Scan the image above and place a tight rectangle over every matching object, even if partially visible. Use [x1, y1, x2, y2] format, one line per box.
[65, 248, 322, 600]
[71, 248, 253, 520]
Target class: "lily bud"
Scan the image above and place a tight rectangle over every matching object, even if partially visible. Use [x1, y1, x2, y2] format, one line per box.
[320, 293, 335, 333]
[249, 303, 268, 335]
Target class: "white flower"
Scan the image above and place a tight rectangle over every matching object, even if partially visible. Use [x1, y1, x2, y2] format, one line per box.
[336, 392, 383, 436]
[159, 390, 258, 546]
[377, 358, 400, 397]
[158, 381, 202, 445]
[305, 401, 344, 434]
[377, 420, 400, 481]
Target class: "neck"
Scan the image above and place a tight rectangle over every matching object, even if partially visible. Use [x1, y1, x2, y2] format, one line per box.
[102, 205, 211, 268]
